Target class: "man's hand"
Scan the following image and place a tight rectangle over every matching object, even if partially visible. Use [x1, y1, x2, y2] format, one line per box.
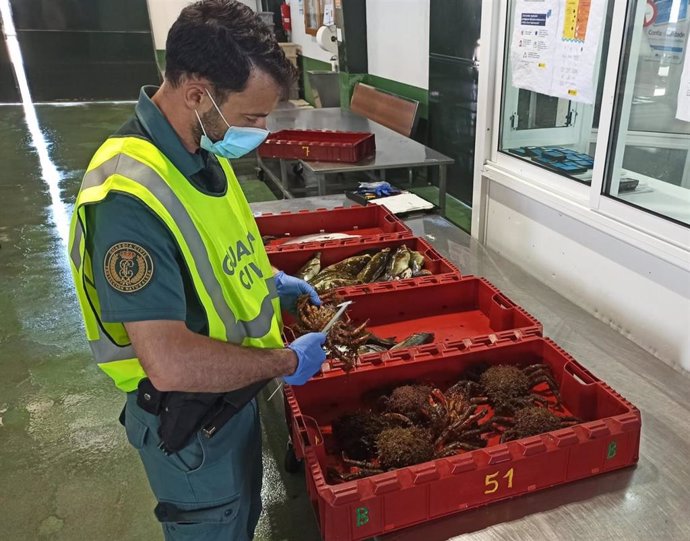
[274, 271, 321, 313]
[284, 332, 327, 385]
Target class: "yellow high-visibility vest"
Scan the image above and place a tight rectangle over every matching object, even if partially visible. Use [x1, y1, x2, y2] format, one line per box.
[68, 136, 283, 392]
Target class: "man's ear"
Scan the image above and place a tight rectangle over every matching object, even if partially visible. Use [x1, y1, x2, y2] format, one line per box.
[181, 78, 207, 110]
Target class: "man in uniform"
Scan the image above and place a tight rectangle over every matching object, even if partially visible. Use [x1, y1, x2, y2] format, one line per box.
[67, 1, 326, 539]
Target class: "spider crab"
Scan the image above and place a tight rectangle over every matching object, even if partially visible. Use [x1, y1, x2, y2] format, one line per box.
[479, 364, 562, 414]
[294, 293, 369, 372]
[380, 384, 492, 456]
[491, 406, 580, 442]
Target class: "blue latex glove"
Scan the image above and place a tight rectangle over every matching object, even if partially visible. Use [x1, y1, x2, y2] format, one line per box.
[274, 271, 321, 313]
[285, 332, 327, 385]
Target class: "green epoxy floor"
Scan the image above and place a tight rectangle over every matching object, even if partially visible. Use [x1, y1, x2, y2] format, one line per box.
[409, 186, 472, 233]
[0, 103, 319, 541]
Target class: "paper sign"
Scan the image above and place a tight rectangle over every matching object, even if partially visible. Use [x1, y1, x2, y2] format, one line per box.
[511, 0, 606, 104]
[645, 0, 689, 64]
[511, 0, 560, 97]
[370, 194, 434, 215]
[323, 2, 334, 26]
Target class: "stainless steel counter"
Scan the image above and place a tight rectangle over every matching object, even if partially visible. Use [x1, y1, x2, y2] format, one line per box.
[259, 108, 454, 213]
[252, 196, 690, 541]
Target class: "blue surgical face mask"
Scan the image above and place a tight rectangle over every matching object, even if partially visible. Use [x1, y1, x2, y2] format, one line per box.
[195, 90, 269, 159]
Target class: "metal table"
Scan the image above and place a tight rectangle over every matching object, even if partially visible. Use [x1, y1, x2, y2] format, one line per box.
[251, 195, 690, 541]
[258, 108, 454, 214]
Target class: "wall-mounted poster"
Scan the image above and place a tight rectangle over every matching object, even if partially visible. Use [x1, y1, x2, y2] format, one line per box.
[644, 0, 688, 65]
[511, 0, 606, 104]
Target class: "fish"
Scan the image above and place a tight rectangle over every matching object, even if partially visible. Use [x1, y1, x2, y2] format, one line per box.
[283, 232, 361, 245]
[398, 268, 413, 280]
[389, 332, 435, 351]
[321, 254, 372, 276]
[389, 245, 411, 278]
[382, 245, 409, 280]
[412, 269, 433, 277]
[311, 269, 357, 288]
[314, 277, 362, 294]
[296, 252, 321, 282]
[356, 248, 391, 283]
[392, 246, 411, 277]
[366, 333, 397, 348]
[409, 251, 425, 274]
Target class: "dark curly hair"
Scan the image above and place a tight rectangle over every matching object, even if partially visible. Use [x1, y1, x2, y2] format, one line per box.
[165, 0, 296, 100]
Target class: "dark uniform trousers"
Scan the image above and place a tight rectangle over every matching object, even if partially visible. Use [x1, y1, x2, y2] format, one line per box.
[124, 392, 263, 540]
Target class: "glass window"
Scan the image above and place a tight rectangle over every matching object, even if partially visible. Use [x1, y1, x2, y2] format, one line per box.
[304, 0, 322, 36]
[605, 0, 690, 227]
[499, 0, 613, 185]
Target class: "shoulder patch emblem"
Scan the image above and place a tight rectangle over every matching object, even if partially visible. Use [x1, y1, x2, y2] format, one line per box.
[104, 242, 154, 293]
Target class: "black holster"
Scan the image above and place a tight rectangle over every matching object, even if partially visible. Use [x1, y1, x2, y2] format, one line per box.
[137, 378, 270, 454]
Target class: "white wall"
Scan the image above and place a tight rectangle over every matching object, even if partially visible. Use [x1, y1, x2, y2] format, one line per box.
[482, 176, 690, 372]
[287, 0, 333, 62]
[366, 0, 429, 89]
[147, 0, 259, 50]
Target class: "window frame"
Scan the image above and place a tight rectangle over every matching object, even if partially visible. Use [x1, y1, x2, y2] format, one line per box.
[483, 0, 689, 268]
[304, 0, 323, 37]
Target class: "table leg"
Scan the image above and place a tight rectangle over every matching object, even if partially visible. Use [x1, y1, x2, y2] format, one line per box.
[439, 164, 447, 216]
[316, 173, 327, 196]
[254, 155, 293, 199]
[279, 160, 289, 191]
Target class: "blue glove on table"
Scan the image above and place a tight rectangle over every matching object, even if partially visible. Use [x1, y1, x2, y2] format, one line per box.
[275, 271, 321, 313]
[285, 332, 327, 385]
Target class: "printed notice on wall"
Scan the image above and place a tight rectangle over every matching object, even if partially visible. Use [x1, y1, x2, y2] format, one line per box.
[676, 47, 690, 121]
[323, 0, 334, 26]
[644, 0, 689, 65]
[511, 0, 560, 96]
[511, 0, 607, 104]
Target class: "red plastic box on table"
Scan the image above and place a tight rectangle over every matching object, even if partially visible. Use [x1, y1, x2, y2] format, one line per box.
[258, 130, 376, 163]
[284, 336, 641, 541]
[255, 205, 412, 251]
[282, 275, 542, 373]
[268, 237, 459, 290]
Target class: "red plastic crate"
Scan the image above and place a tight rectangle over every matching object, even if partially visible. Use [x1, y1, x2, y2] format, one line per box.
[268, 237, 460, 291]
[255, 205, 413, 251]
[259, 130, 376, 163]
[285, 336, 641, 541]
[282, 275, 542, 371]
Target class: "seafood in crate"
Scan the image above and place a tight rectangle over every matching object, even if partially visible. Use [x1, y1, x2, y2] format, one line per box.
[296, 246, 432, 294]
[291, 294, 434, 371]
[284, 277, 542, 372]
[325, 362, 568, 482]
[267, 236, 459, 295]
[255, 205, 412, 251]
[294, 293, 369, 371]
[284, 337, 641, 541]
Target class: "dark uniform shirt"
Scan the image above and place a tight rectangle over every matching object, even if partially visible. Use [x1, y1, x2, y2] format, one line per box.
[85, 86, 228, 334]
